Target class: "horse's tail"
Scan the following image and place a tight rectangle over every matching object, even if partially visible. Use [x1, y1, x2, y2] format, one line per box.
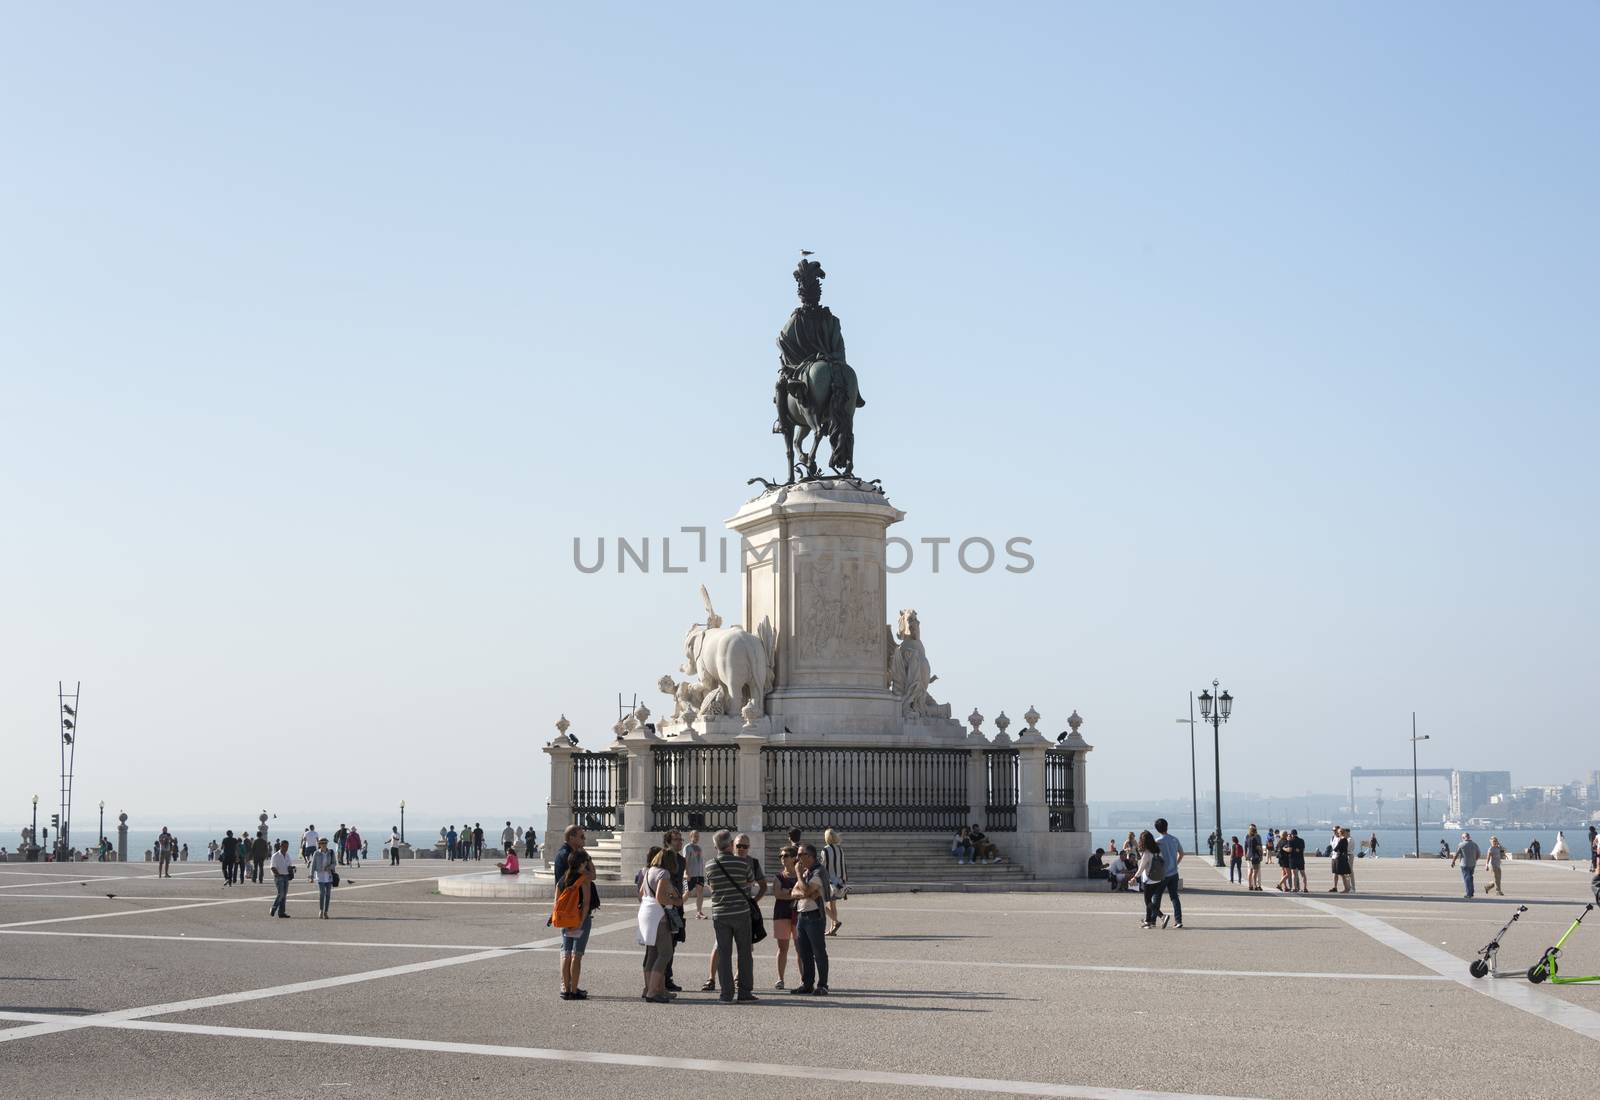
[826, 366, 855, 467]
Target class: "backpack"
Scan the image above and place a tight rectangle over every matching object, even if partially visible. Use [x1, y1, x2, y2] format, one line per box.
[1147, 852, 1166, 881]
[551, 882, 584, 929]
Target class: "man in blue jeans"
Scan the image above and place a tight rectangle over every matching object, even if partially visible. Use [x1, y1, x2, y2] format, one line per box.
[1451, 832, 1481, 899]
[1154, 818, 1184, 929]
[268, 840, 293, 918]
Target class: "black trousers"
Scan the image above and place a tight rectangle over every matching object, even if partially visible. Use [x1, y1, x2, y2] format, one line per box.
[390, 848, 401, 866]
[796, 911, 829, 989]
[223, 858, 236, 884]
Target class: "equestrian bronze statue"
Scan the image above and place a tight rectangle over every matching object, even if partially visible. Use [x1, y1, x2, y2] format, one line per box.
[771, 255, 865, 482]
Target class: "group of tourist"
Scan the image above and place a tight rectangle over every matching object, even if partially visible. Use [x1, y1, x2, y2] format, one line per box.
[549, 823, 850, 1003]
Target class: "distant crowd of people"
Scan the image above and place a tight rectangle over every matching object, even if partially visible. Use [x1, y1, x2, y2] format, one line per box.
[548, 824, 850, 1002]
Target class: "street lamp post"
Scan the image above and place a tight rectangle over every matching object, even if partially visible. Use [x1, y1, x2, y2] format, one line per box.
[31, 794, 39, 861]
[1198, 680, 1234, 867]
[1175, 693, 1200, 855]
[99, 801, 105, 860]
[1410, 712, 1430, 860]
[400, 800, 406, 844]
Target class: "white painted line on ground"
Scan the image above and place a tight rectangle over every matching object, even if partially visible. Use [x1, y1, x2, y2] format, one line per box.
[0, 893, 297, 903]
[1296, 897, 1600, 1041]
[0, 869, 222, 890]
[0, 927, 1448, 981]
[557, 946, 1448, 983]
[0, 874, 443, 930]
[0, 918, 636, 1046]
[0, 1012, 1265, 1100]
[0, 928, 510, 951]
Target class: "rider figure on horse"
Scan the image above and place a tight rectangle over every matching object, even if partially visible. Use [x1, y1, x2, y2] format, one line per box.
[772, 255, 866, 478]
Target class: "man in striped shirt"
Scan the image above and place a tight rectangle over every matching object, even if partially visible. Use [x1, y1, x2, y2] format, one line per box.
[707, 829, 756, 1002]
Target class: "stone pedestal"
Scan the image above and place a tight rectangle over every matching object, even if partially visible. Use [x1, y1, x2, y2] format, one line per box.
[116, 814, 128, 863]
[728, 481, 931, 741]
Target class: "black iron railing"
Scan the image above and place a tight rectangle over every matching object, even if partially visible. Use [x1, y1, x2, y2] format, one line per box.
[571, 751, 626, 831]
[1046, 749, 1075, 832]
[762, 746, 970, 833]
[650, 745, 738, 831]
[984, 748, 1019, 832]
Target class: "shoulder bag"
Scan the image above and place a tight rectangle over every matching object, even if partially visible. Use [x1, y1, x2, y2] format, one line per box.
[712, 858, 767, 944]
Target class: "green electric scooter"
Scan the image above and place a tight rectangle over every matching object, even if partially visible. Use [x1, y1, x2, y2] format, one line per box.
[1526, 876, 1600, 984]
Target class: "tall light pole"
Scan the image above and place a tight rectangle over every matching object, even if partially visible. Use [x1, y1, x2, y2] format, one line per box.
[98, 801, 105, 859]
[400, 800, 406, 844]
[1198, 680, 1234, 867]
[31, 794, 39, 860]
[1410, 712, 1430, 860]
[1176, 693, 1199, 855]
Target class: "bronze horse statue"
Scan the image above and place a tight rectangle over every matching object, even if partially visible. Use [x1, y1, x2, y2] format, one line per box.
[771, 256, 864, 482]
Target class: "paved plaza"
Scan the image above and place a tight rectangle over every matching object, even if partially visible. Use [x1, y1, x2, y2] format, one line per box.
[2, 855, 1598, 1099]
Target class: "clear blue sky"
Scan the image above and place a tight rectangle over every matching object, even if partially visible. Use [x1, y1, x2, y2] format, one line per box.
[2, 5, 1596, 834]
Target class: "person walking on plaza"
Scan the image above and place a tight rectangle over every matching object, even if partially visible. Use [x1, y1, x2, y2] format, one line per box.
[389, 826, 403, 866]
[220, 830, 240, 886]
[638, 848, 681, 1003]
[1484, 835, 1507, 896]
[1153, 818, 1183, 928]
[269, 839, 294, 917]
[334, 824, 349, 865]
[1368, 832, 1379, 860]
[1137, 831, 1166, 929]
[473, 823, 485, 860]
[792, 843, 830, 995]
[157, 828, 175, 877]
[525, 827, 539, 860]
[446, 825, 459, 861]
[1245, 825, 1263, 890]
[1228, 835, 1243, 884]
[345, 826, 362, 868]
[1451, 831, 1481, 899]
[822, 828, 848, 935]
[251, 832, 269, 885]
[301, 825, 318, 867]
[311, 837, 338, 918]
[502, 821, 516, 856]
[683, 830, 707, 919]
[706, 829, 757, 1002]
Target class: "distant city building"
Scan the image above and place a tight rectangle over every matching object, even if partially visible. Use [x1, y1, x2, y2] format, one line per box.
[1451, 770, 1512, 820]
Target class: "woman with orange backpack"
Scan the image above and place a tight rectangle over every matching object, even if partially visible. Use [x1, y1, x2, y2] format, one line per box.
[554, 847, 596, 1000]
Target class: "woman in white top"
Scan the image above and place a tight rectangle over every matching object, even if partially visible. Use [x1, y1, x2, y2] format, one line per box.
[636, 848, 681, 1003]
[310, 838, 338, 918]
[821, 829, 848, 936]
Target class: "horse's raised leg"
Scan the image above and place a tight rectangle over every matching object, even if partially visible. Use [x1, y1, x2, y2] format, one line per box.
[784, 422, 797, 484]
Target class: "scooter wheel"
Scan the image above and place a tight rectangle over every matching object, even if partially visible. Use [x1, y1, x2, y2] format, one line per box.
[1528, 963, 1548, 984]
[1469, 959, 1489, 979]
